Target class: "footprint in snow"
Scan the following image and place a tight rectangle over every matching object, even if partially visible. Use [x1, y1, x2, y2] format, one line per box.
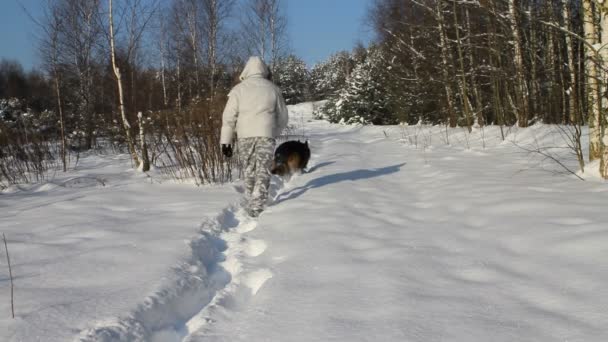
[233, 184, 247, 194]
[236, 220, 258, 234]
[244, 239, 267, 257]
[244, 269, 273, 295]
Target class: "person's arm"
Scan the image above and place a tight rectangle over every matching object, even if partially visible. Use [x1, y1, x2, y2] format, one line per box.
[220, 90, 239, 145]
[275, 90, 289, 136]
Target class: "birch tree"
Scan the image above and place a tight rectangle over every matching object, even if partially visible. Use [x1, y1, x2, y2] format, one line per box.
[242, 0, 268, 60]
[267, 0, 288, 73]
[508, 0, 530, 127]
[583, 0, 602, 161]
[108, 0, 142, 169]
[452, 0, 474, 131]
[596, 1, 608, 178]
[40, 0, 68, 171]
[201, 0, 235, 101]
[436, 0, 457, 128]
[563, 0, 579, 124]
[173, 0, 202, 96]
[157, 8, 169, 108]
[241, 0, 287, 69]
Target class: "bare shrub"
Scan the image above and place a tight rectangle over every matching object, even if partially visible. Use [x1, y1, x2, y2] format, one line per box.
[150, 97, 237, 185]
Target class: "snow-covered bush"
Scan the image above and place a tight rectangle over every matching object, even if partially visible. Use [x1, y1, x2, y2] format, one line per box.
[0, 98, 57, 136]
[0, 98, 58, 187]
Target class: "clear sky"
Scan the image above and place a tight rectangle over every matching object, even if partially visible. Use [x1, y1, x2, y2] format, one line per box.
[285, 0, 373, 67]
[0, 0, 44, 70]
[0, 0, 372, 71]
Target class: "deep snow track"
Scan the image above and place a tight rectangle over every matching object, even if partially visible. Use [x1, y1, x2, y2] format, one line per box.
[77, 204, 274, 342]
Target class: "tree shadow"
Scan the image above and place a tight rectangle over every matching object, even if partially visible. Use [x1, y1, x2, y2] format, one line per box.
[274, 163, 406, 205]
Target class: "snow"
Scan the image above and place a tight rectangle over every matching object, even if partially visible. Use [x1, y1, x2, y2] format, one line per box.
[2, 102, 608, 341]
[0, 156, 240, 341]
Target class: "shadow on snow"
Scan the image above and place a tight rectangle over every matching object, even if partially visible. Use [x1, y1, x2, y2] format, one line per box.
[274, 162, 406, 205]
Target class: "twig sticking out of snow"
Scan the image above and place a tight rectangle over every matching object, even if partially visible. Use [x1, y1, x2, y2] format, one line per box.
[2, 233, 15, 319]
[512, 141, 585, 181]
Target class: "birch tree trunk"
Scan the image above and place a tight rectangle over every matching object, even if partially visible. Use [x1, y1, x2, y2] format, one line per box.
[258, 1, 267, 60]
[453, 1, 473, 132]
[185, 2, 201, 94]
[82, 4, 97, 150]
[109, 0, 140, 168]
[560, 0, 585, 172]
[207, 0, 218, 101]
[528, 2, 540, 120]
[53, 69, 67, 172]
[138, 112, 150, 171]
[158, 14, 169, 108]
[563, 0, 579, 124]
[244, 0, 268, 60]
[583, 0, 602, 161]
[156, 6, 169, 108]
[436, 0, 457, 128]
[597, 3, 608, 178]
[487, 0, 506, 137]
[464, 6, 484, 126]
[47, 3, 67, 172]
[508, 0, 529, 127]
[177, 39, 183, 113]
[202, 0, 231, 103]
[268, 0, 286, 76]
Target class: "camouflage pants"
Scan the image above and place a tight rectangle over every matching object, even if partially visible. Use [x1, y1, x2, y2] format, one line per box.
[238, 137, 276, 214]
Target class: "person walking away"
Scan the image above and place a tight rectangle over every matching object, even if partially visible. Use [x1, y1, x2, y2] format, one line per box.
[220, 56, 289, 217]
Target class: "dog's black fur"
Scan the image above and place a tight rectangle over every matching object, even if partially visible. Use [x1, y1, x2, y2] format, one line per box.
[271, 140, 311, 177]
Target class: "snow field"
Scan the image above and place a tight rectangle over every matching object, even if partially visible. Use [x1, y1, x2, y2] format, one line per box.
[1, 101, 608, 341]
[0, 154, 242, 342]
[187, 104, 608, 341]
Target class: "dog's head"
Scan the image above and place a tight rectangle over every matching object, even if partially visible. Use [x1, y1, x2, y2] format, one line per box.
[271, 148, 287, 176]
[270, 161, 289, 176]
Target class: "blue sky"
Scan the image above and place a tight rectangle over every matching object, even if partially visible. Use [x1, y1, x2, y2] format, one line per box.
[0, 0, 44, 70]
[285, 0, 372, 67]
[0, 0, 372, 70]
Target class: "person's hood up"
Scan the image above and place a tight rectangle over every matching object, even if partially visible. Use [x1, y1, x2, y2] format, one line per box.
[239, 56, 269, 81]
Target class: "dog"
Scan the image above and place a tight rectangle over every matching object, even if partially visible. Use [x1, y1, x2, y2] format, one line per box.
[271, 140, 311, 177]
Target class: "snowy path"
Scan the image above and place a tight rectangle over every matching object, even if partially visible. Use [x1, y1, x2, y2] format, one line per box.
[183, 108, 608, 341]
[2, 103, 608, 341]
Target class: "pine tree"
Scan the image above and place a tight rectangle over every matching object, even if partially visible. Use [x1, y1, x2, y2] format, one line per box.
[324, 47, 396, 125]
[274, 55, 309, 104]
[309, 51, 352, 100]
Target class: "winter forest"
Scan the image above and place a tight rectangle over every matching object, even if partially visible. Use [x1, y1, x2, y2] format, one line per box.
[1, 0, 304, 186]
[2, 0, 608, 185]
[2, 1, 608, 341]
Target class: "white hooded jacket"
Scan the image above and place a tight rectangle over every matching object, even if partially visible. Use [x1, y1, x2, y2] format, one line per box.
[220, 56, 289, 145]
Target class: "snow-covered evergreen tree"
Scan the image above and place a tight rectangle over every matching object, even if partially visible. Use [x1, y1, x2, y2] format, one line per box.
[0, 98, 55, 135]
[309, 51, 352, 100]
[274, 55, 309, 105]
[323, 47, 396, 125]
